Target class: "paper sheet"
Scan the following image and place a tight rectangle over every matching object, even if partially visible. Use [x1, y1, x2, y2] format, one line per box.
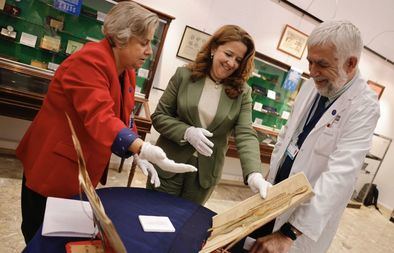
[42, 197, 97, 238]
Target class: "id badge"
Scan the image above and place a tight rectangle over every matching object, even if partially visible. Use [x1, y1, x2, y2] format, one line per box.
[286, 142, 299, 160]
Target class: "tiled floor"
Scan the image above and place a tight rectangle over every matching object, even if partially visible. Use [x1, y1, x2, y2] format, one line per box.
[0, 155, 393, 252]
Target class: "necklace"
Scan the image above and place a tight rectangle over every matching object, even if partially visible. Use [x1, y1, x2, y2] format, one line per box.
[208, 73, 221, 89]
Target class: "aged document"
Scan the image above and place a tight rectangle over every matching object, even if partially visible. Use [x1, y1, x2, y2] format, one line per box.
[200, 172, 314, 252]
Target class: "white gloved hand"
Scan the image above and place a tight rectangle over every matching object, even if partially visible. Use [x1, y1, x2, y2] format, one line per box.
[247, 172, 272, 199]
[155, 157, 197, 173]
[184, 127, 214, 157]
[133, 154, 160, 188]
[139, 142, 197, 173]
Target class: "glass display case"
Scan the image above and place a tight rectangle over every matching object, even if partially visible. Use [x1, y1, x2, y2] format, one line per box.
[226, 52, 308, 163]
[353, 133, 392, 205]
[248, 52, 307, 145]
[0, 0, 174, 138]
[0, 0, 103, 68]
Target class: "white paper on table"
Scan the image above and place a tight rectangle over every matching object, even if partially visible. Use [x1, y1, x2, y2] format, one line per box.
[253, 102, 263, 112]
[20, 32, 37, 48]
[138, 215, 175, 232]
[281, 111, 290, 120]
[42, 197, 97, 238]
[267, 89, 276, 100]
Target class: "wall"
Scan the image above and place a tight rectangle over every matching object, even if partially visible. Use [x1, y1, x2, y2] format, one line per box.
[135, 0, 394, 209]
[0, 0, 393, 209]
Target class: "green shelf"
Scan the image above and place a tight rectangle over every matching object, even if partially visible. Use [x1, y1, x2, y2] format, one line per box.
[247, 58, 303, 131]
[0, 0, 104, 66]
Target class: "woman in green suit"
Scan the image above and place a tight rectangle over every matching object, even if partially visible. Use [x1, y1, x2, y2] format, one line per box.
[148, 25, 271, 204]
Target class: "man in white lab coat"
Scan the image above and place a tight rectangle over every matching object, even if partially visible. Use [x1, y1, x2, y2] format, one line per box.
[240, 21, 380, 253]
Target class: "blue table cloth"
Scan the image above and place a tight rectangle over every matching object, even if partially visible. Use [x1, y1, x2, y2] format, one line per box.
[24, 187, 215, 253]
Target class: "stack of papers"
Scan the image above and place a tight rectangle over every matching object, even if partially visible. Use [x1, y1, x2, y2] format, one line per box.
[138, 215, 175, 232]
[42, 197, 97, 238]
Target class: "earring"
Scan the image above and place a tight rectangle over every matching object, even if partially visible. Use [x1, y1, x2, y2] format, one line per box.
[210, 53, 214, 60]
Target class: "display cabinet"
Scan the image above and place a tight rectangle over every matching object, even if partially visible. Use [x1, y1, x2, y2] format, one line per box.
[351, 133, 392, 207]
[248, 52, 307, 145]
[0, 0, 174, 142]
[0, 0, 104, 69]
[0, 0, 174, 99]
[0, 58, 152, 138]
[226, 52, 309, 164]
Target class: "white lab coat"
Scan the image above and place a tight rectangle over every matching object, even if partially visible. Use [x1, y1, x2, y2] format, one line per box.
[267, 73, 380, 253]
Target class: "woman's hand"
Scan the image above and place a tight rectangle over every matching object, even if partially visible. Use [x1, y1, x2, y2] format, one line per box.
[139, 142, 197, 173]
[133, 154, 160, 187]
[184, 126, 214, 157]
[247, 173, 272, 199]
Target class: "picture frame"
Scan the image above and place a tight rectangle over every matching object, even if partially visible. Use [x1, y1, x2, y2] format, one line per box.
[277, 25, 308, 59]
[176, 25, 211, 61]
[367, 80, 385, 100]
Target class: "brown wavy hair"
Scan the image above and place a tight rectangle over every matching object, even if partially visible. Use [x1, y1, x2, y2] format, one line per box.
[187, 25, 255, 99]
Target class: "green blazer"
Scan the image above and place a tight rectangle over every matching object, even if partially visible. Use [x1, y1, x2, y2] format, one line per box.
[152, 67, 262, 188]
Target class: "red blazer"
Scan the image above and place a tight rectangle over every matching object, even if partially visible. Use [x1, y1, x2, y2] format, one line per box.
[16, 39, 137, 198]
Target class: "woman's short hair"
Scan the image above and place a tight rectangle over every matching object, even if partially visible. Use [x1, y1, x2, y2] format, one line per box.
[188, 25, 255, 99]
[103, 1, 158, 47]
[307, 20, 363, 64]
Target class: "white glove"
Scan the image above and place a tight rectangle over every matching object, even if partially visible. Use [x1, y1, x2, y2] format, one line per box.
[247, 172, 272, 199]
[139, 142, 197, 173]
[184, 127, 214, 157]
[155, 157, 197, 173]
[133, 154, 160, 188]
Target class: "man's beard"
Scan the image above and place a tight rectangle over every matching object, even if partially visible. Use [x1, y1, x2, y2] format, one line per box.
[315, 69, 348, 97]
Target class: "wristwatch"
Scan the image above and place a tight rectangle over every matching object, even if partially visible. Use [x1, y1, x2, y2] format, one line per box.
[279, 222, 299, 241]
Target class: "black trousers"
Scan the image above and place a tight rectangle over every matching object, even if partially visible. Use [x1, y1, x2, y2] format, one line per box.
[21, 176, 47, 244]
[228, 219, 275, 252]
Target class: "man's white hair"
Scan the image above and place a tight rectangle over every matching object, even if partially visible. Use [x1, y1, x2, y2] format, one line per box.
[307, 20, 363, 64]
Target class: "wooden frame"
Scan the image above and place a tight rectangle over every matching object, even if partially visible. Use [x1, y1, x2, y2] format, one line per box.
[367, 80, 385, 100]
[277, 24, 308, 59]
[176, 25, 211, 61]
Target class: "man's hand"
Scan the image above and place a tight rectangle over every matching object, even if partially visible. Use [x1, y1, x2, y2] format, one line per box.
[247, 172, 272, 199]
[184, 126, 214, 157]
[133, 154, 160, 187]
[139, 142, 197, 173]
[250, 232, 293, 253]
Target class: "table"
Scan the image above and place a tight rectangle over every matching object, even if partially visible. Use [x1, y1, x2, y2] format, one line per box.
[23, 187, 216, 253]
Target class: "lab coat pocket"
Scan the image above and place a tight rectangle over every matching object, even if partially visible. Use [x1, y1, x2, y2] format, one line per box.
[314, 127, 337, 157]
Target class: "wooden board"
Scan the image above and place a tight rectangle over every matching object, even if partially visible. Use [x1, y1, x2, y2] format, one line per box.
[66, 114, 127, 253]
[200, 172, 314, 253]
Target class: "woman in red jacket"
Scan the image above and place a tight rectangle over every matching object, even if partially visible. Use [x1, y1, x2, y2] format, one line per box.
[16, 1, 196, 244]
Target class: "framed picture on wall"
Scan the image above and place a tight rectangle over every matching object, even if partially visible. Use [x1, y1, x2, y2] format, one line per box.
[176, 26, 211, 61]
[367, 80, 385, 99]
[277, 25, 308, 59]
